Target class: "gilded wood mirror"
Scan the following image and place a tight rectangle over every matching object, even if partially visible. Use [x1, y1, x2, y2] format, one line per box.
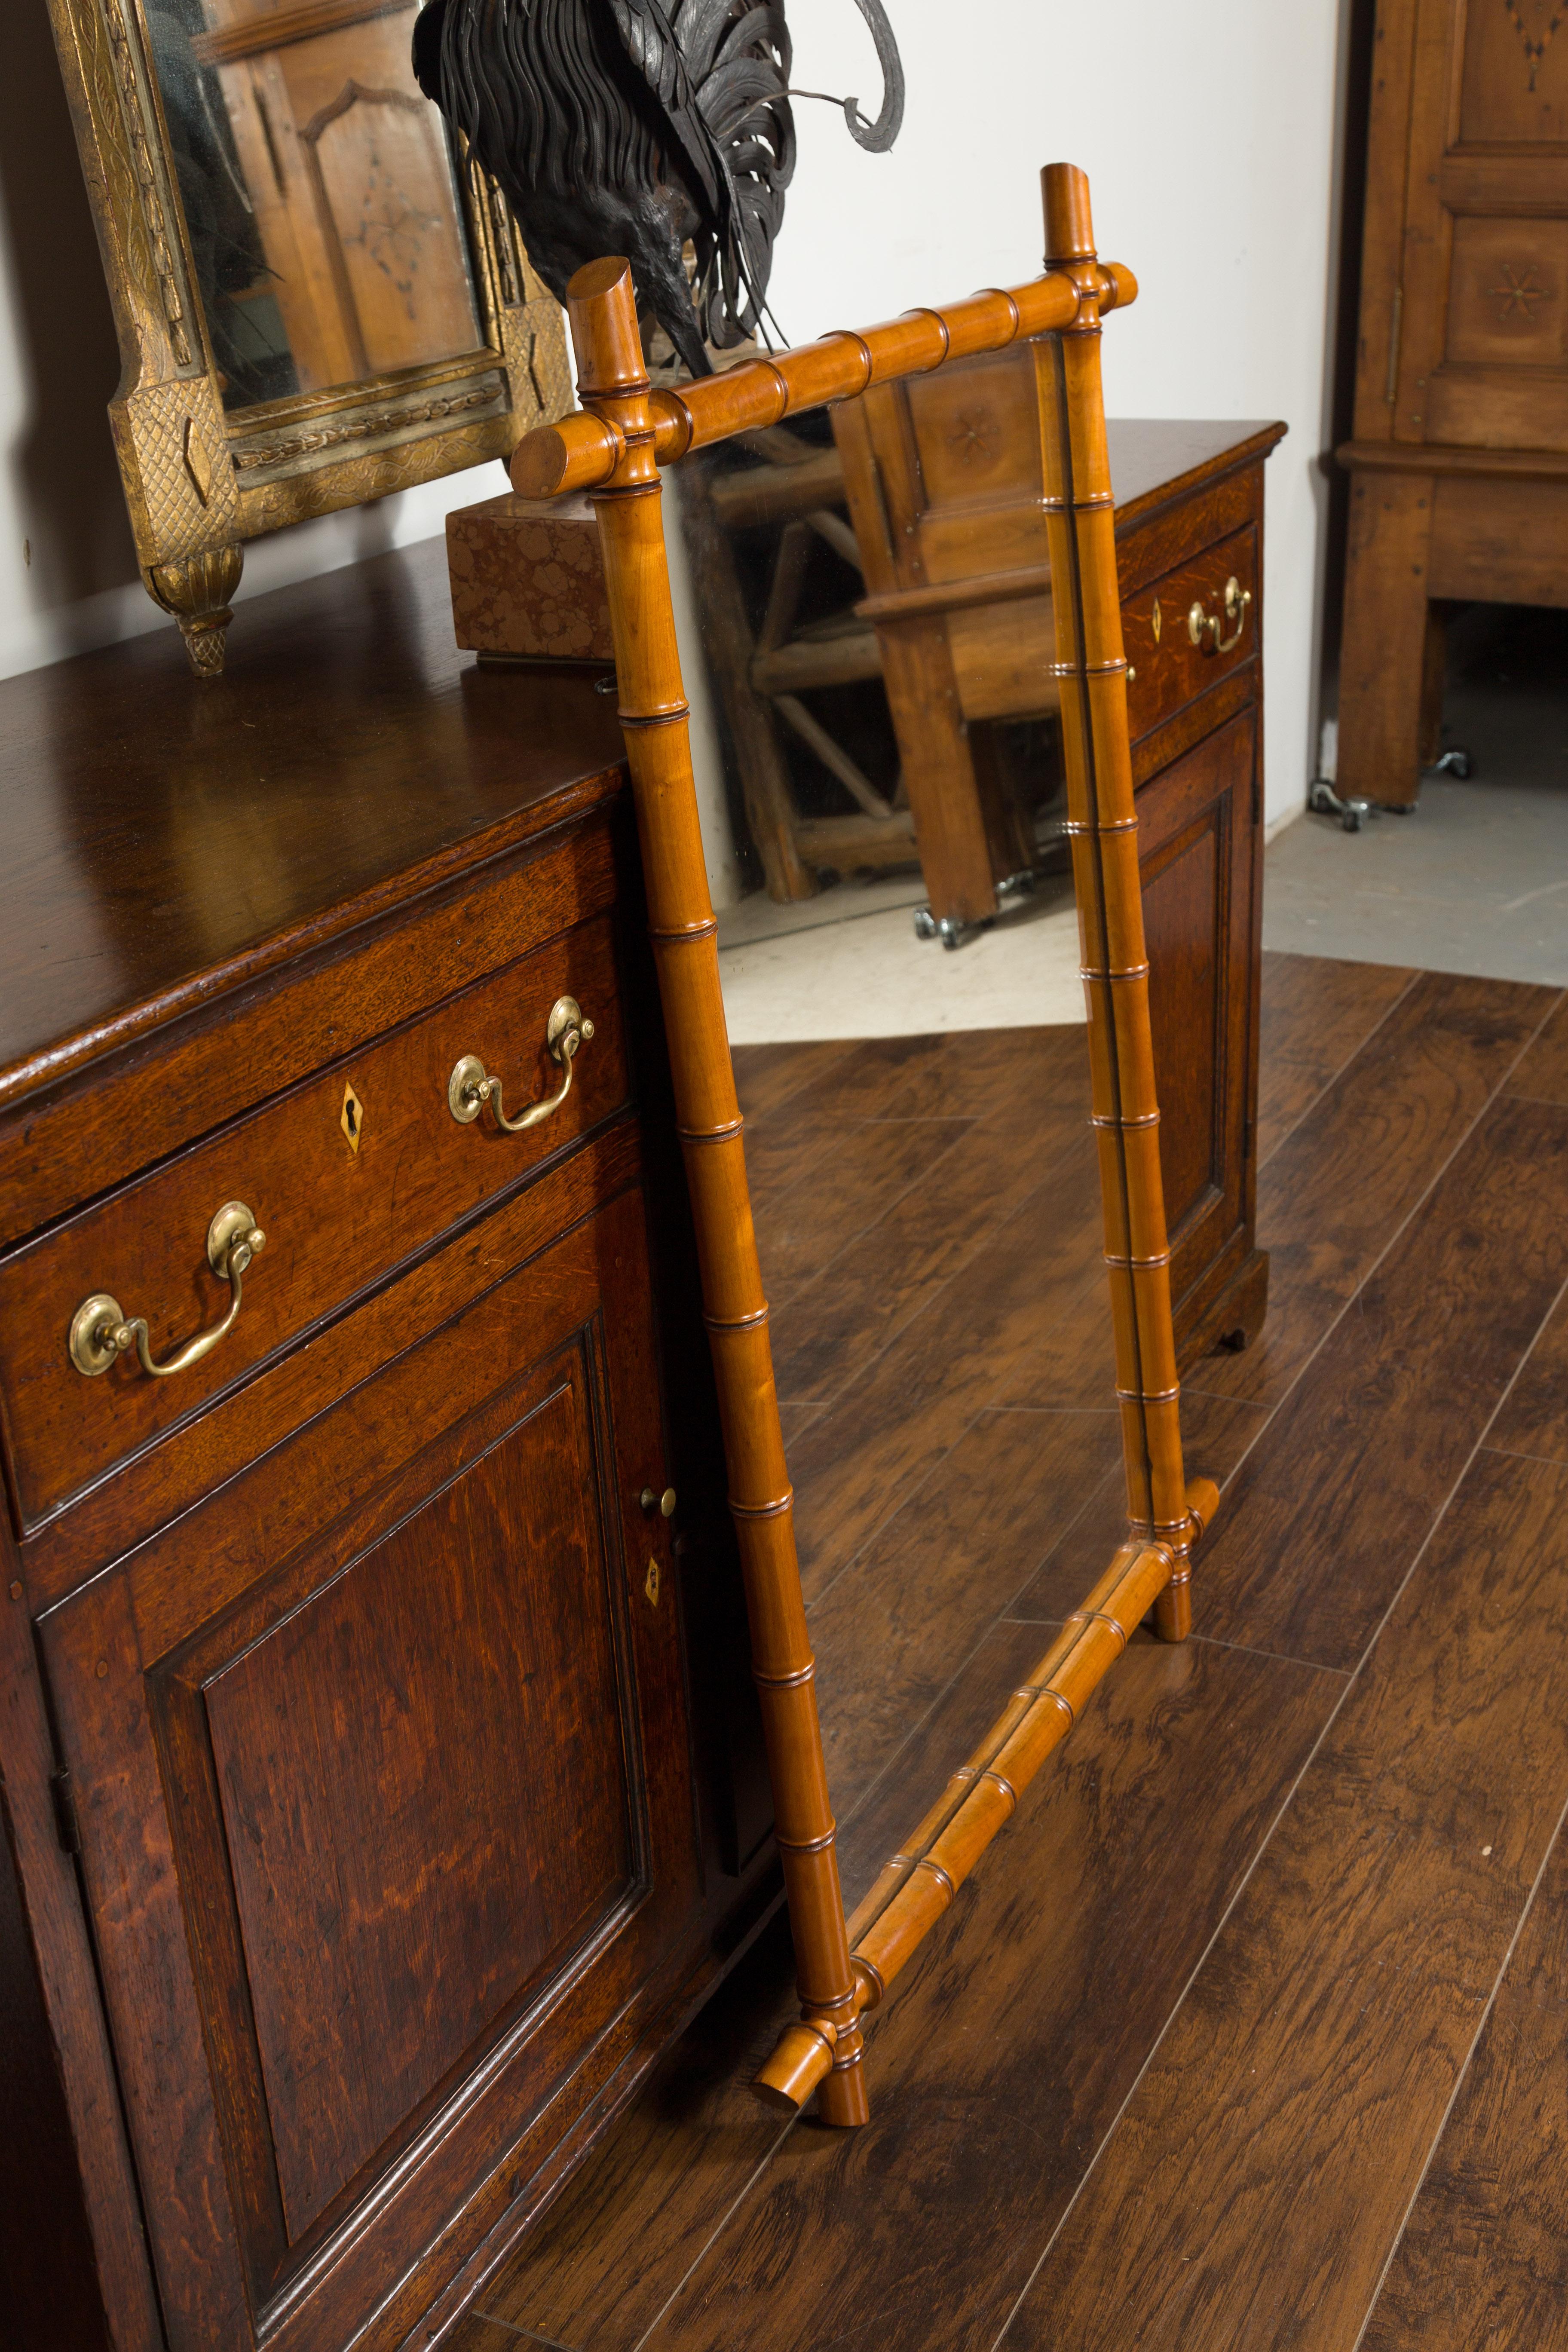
[48, 0, 571, 671]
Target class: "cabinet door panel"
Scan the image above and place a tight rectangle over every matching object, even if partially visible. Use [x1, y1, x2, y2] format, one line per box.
[1393, 0, 1568, 453]
[43, 1186, 698, 2352]
[1137, 708, 1257, 1320]
[204, 1369, 635, 2243]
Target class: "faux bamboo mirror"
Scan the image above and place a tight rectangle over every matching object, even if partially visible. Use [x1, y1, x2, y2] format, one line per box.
[502, 168, 1221, 2123]
[47, 0, 571, 672]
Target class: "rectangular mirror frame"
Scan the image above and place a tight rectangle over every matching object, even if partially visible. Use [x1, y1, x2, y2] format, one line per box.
[47, 0, 573, 667]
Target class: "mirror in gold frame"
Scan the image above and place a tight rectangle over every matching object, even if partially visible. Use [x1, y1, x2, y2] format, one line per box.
[48, 0, 572, 671]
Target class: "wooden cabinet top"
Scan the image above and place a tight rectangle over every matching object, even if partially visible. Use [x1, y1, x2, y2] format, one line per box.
[0, 539, 624, 1114]
[1105, 420, 1285, 534]
[0, 422, 1281, 1116]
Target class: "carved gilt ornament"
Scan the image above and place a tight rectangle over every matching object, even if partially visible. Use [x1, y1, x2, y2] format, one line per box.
[46, 0, 573, 671]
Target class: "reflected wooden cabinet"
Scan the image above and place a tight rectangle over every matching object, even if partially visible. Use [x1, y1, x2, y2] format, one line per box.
[0, 548, 775, 2352]
[178, 0, 483, 399]
[1139, 710, 1263, 1358]
[1338, 0, 1568, 806]
[1117, 429, 1281, 1360]
[834, 403, 1280, 1360]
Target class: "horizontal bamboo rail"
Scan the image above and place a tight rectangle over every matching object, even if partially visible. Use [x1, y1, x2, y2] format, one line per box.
[510, 265, 1138, 502]
[518, 163, 1217, 2130]
[755, 1478, 1217, 2110]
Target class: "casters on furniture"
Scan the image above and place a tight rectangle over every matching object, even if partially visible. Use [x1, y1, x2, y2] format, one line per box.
[914, 872, 1042, 948]
[913, 905, 989, 950]
[1430, 747, 1473, 779]
[1308, 778, 1377, 833]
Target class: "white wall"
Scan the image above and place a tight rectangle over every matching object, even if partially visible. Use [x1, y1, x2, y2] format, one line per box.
[0, 0, 1347, 828]
[767, 0, 1349, 828]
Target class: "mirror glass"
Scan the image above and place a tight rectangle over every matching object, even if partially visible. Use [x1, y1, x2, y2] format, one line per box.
[143, 0, 483, 412]
[674, 367, 1078, 1045]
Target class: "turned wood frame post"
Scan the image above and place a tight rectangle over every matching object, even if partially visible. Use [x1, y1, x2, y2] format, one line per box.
[563, 258, 869, 2129]
[1036, 165, 1210, 1639]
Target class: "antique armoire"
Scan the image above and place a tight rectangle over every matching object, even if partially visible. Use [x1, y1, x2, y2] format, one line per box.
[1337, 0, 1568, 807]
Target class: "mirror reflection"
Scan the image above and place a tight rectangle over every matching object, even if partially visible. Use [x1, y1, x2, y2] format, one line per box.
[143, 0, 483, 411]
[677, 359, 1074, 1041]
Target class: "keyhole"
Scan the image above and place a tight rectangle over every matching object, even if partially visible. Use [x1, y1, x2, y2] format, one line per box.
[340, 1082, 364, 1155]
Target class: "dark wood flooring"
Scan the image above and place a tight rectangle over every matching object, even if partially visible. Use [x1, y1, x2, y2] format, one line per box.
[448, 953, 1568, 2352]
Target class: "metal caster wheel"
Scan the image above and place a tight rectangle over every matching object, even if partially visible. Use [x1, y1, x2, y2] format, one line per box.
[1308, 778, 1376, 833]
[913, 906, 978, 949]
[1431, 748, 1473, 780]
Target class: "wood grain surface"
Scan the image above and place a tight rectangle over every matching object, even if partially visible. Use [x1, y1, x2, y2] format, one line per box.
[1509, 992, 1568, 1108]
[1254, 951, 1416, 1165]
[1198, 1090, 1568, 1668]
[1008, 1448, 1568, 2352]
[0, 538, 622, 1108]
[452, 959, 1568, 2352]
[623, 1624, 1339, 2352]
[1358, 1823, 1568, 2352]
[1201, 970, 1556, 1410]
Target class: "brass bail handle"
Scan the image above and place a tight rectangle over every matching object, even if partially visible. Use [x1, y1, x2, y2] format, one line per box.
[1188, 574, 1252, 655]
[69, 1201, 266, 1380]
[448, 995, 594, 1133]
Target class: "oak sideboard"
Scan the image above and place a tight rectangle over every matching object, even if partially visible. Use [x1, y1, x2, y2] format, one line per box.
[0, 543, 777, 2352]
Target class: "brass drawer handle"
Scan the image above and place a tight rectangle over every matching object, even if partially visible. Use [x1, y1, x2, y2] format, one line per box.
[1188, 575, 1252, 656]
[448, 995, 594, 1134]
[69, 1201, 266, 1380]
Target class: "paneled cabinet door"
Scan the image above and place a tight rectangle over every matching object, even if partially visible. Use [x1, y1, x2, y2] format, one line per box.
[1138, 706, 1259, 1329]
[41, 1186, 700, 2352]
[1391, 0, 1568, 458]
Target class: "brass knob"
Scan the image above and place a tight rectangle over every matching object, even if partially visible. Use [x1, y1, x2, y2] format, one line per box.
[640, 1485, 677, 1518]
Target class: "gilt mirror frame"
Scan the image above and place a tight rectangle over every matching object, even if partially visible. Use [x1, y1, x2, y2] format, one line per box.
[47, 0, 573, 672]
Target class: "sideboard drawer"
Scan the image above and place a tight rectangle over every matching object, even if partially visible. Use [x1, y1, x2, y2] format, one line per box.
[0, 911, 628, 1530]
[1123, 521, 1259, 746]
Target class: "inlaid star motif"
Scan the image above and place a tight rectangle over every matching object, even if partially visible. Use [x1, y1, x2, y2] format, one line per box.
[1491, 261, 1551, 320]
[949, 410, 999, 466]
[1504, 0, 1566, 93]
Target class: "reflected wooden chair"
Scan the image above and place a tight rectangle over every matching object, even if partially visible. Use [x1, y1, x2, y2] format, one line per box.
[511, 163, 1218, 2128]
[678, 431, 917, 900]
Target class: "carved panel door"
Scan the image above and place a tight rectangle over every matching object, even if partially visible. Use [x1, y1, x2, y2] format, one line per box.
[39, 1188, 699, 2352]
[1138, 707, 1259, 1334]
[1394, 0, 1568, 454]
[193, 0, 483, 398]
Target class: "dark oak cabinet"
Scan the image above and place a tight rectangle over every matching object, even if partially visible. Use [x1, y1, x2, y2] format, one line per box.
[0, 548, 773, 2352]
[45, 1192, 702, 2352]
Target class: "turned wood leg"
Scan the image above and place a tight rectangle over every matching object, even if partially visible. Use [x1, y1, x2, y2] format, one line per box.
[875, 617, 1001, 927]
[1336, 472, 1438, 811]
[677, 466, 817, 904]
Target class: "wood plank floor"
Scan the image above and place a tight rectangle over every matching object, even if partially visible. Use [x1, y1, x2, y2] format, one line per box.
[449, 950, 1568, 2352]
